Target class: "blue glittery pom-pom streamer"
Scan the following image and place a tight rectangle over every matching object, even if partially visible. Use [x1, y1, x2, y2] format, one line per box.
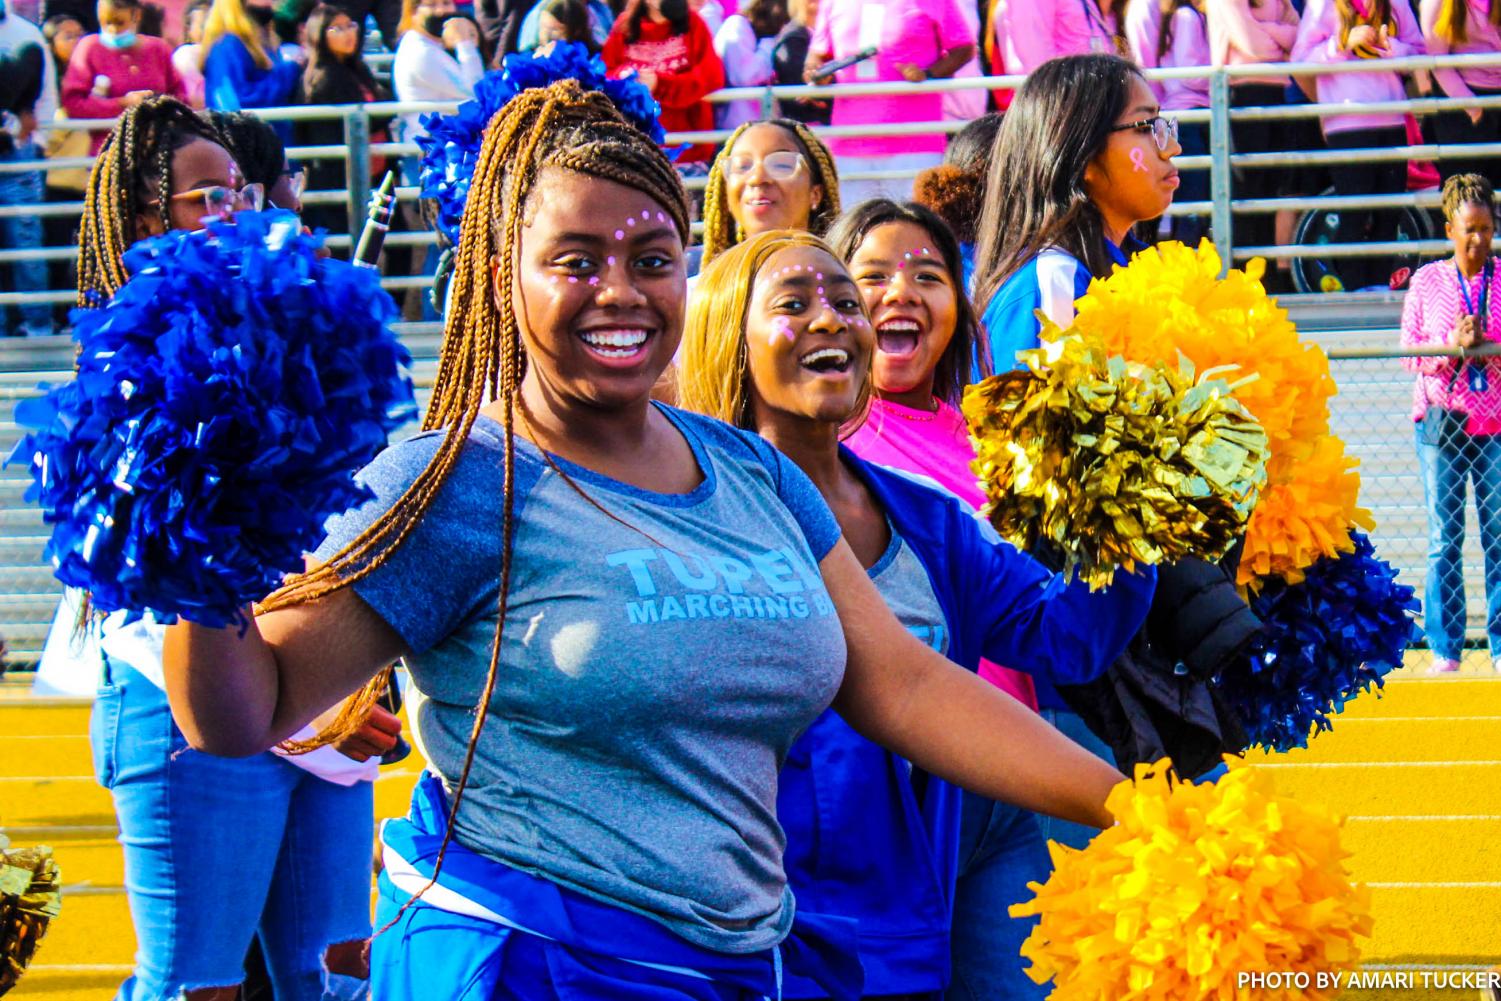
[417, 40, 668, 246]
[7, 211, 417, 628]
[1216, 530, 1420, 752]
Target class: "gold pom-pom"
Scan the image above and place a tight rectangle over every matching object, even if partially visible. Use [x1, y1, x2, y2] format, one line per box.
[963, 335, 1269, 590]
[1010, 759, 1373, 1000]
[0, 836, 61, 995]
[1065, 241, 1364, 586]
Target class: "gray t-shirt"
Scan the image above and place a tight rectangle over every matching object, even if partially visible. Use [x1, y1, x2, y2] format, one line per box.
[869, 530, 949, 658]
[316, 405, 846, 954]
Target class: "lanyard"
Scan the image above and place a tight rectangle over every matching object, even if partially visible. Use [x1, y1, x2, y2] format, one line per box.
[1455, 259, 1493, 336]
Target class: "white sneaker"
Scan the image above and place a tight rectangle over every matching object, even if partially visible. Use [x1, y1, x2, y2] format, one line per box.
[1426, 657, 1462, 675]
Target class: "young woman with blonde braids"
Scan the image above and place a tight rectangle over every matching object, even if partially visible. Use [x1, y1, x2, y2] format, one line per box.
[164, 78, 1126, 999]
[676, 227, 1153, 998]
[77, 95, 396, 1001]
[699, 117, 840, 268]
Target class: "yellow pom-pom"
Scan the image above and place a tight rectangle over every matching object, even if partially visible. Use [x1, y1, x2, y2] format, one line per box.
[1065, 241, 1363, 585]
[1010, 759, 1373, 1000]
[964, 335, 1269, 589]
[1240, 436, 1374, 586]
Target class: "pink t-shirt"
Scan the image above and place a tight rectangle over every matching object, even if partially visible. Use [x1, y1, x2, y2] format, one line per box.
[1401, 258, 1501, 436]
[810, 0, 975, 157]
[846, 398, 1041, 711]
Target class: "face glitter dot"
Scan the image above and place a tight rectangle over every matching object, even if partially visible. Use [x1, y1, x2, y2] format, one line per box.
[614, 230, 625, 241]
[626, 217, 636, 227]
[641, 210, 650, 220]
[656, 211, 667, 223]
[588, 276, 599, 286]
[607, 256, 616, 266]
[568, 276, 579, 284]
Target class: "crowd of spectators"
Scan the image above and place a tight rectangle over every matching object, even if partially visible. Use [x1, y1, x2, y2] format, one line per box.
[2, 0, 1501, 332]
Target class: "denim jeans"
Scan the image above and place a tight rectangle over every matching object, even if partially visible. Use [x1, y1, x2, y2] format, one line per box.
[1033, 708, 1114, 850]
[0, 141, 52, 338]
[1415, 425, 1501, 659]
[91, 658, 374, 1001]
[945, 796, 1051, 1001]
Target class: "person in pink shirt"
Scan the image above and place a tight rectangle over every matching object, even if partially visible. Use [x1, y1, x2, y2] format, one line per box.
[1422, 0, 1501, 186]
[1206, 0, 1298, 257]
[1292, 0, 1425, 290]
[991, 0, 1124, 83]
[803, 0, 975, 205]
[829, 197, 1057, 1001]
[1130, 0, 1211, 244]
[1402, 174, 1501, 673]
[62, 0, 187, 152]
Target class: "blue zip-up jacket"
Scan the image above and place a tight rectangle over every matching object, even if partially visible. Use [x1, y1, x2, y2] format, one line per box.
[777, 451, 1155, 997]
[204, 35, 300, 141]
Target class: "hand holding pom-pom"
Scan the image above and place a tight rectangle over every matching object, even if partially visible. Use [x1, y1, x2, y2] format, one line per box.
[1010, 759, 1372, 1000]
[963, 335, 1269, 589]
[9, 211, 416, 628]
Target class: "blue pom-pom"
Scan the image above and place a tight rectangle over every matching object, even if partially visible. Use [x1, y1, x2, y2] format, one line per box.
[1217, 531, 1421, 752]
[416, 41, 667, 245]
[6, 211, 417, 628]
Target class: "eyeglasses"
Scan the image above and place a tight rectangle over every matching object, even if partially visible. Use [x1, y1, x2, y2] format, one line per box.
[725, 151, 805, 180]
[1110, 115, 1179, 152]
[148, 182, 266, 220]
[326, 21, 359, 32]
[279, 169, 306, 201]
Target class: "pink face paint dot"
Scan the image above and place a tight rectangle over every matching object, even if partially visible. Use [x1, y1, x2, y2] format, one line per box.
[626, 217, 636, 227]
[614, 230, 625, 240]
[817, 287, 825, 295]
[607, 255, 616, 266]
[588, 276, 600, 286]
[897, 261, 906, 269]
[656, 212, 667, 223]
[816, 272, 824, 280]
[641, 210, 650, 220]
[568, 276, 579, 284]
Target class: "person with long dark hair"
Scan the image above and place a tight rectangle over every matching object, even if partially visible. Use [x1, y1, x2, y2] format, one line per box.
[973, 54, 1180, 369]
[297, 3, 389, 234]
[602, 0, 724, 163]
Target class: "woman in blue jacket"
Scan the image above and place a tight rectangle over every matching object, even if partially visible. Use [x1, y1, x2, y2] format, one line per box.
[201, 0, 301, 132]
[676, 228, 1157, 998]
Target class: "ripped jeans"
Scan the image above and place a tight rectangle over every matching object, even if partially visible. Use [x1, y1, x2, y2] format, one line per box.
[91, 658, 374, 1001]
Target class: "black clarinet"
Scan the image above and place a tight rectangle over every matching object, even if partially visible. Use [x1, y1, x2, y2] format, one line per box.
[353, 171, 398, 270]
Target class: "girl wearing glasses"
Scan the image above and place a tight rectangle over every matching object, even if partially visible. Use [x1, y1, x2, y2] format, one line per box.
[1291, 0, 1425, 291]
[973, 54, 1180, 372]
[76, 96, 398, 1001]
[700, 118, 841, 268]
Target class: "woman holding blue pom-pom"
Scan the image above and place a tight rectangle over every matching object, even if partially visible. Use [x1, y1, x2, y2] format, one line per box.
[70, 96, 400, 1001]
[163, 77, 1131, 999]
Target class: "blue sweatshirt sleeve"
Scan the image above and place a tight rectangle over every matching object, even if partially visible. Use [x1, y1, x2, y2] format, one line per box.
[946, 500, 1156, 687]
[204, 36, 299, 110]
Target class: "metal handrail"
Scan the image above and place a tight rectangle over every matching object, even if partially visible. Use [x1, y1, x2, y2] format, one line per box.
[5, 49, 1501, 310]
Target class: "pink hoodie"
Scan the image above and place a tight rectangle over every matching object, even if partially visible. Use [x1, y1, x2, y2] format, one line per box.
[1291, 0, 1425, 135]
[1421, 0, 1501, 99]
[991, 0, 1121, 75]
[1207, 0, 1300, 86]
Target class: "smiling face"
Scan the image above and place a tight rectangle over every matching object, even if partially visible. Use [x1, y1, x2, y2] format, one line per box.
[744, 245, 872, 427]
[847, 220, 959, 407]
[1083, 74, 1181, 240]
[724, 123, 823, 238]
[1449, 201, 1496, 274]
[506, 168, 686, 412]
